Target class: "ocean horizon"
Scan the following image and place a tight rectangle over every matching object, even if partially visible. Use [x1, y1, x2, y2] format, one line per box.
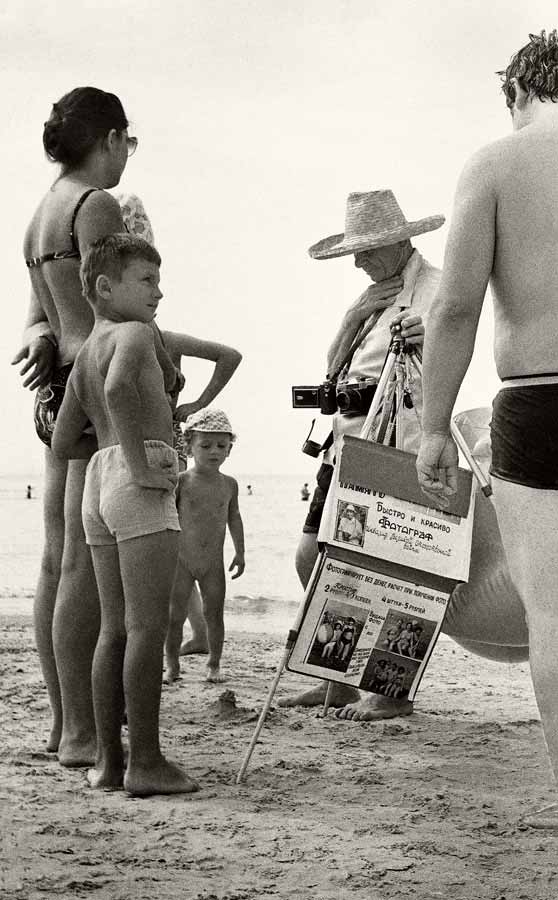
[0, 471, 313, 634]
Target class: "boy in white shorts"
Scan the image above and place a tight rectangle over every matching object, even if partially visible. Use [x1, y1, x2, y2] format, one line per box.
[52, 233, 197, 797]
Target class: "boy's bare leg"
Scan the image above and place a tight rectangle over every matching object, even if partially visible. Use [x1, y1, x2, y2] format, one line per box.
[119, 530, 198, 796]
[492, 478, 558, 825]
[165, 562, 195, 682]
[279, 532, 360, 708]
[33, 449, 66, 752]
[52, 459, 100, 767]
[87, 544, 126, 790]
[180, 584, 209, 655]
[199, 568, 226, 682]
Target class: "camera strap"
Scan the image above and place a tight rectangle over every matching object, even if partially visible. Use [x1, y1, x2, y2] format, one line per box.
[328, 307, 386, 383]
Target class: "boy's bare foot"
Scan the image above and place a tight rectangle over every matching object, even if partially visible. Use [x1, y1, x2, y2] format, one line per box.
[46, 720, 62, 753]
[163, 661, 180, 684]
[124, 758, 199, 796]
[278, 682, 360, 708]
[206, 665, 225, 683]
[58, 734, 97, 768]
[334, 694, 414, 721]
[87, 762, 124, 791]
[179, 638, 209, 656]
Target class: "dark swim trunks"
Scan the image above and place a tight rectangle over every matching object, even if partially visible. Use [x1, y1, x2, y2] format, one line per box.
[302, 462, 334, 533]
[490, 383, 558, 489]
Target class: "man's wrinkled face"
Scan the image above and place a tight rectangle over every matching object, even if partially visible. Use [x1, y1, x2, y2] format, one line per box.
[354, 241, 406, 282]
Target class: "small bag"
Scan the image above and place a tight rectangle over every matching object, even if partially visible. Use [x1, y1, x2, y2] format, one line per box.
[33, 364, 73, 447]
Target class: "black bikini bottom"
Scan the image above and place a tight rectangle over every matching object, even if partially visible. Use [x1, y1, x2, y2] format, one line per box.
[490, 384, 558, 489]
[33, 364, 73, 448]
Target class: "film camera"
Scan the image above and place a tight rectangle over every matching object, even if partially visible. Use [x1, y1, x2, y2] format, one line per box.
[291, 380, 337, 415]
[335, 377, 377, 416]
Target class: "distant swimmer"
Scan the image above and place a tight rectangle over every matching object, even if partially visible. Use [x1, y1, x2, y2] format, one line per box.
[300, 482, 310, 501]
[247, 484, 253, 495]
[26, 484, 33, 499]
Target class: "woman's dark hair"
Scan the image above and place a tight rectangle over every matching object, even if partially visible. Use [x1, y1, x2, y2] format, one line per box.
[43, 86, 128, 168]
[498, 30, 558, 108]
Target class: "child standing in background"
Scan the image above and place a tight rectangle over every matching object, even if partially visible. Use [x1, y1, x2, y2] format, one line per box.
[165, 408, 245, 684]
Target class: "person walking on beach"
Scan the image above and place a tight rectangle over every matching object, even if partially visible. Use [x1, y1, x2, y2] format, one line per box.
[416, 29, 558, 829]
[52, 233, 197, 795]
[164, 408, 245, 684]
[13, 87, 140, 765]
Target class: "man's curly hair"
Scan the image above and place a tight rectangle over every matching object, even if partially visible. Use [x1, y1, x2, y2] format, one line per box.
[498, 29, 558, 108]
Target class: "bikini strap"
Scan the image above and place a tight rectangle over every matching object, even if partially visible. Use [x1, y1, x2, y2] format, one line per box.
[69, 188, 99, 253]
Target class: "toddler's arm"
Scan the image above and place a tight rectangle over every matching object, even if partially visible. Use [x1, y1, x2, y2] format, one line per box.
[161, 332, 242, 421]
[227, 478, 245, 579]
[51, 382, 97, 459]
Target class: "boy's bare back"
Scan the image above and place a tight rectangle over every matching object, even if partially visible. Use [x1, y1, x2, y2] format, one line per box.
[71, 319, 174, 451]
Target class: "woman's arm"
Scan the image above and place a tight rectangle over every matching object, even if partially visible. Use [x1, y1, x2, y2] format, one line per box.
[162, 331, 242, 421]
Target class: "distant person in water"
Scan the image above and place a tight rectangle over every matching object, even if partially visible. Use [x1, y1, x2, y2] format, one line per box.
[165, 408, 245, 684]
[26, 485, 33, 499]
[247, 484, 253, 496]
[300, 483, 310, 501]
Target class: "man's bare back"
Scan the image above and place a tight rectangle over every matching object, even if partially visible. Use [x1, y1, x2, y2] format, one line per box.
[479, 126, 558, 376]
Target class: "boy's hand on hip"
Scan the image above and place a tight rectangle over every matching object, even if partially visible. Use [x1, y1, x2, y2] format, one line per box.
[229, 554, 245, 579]
[134, 468, 178, 492]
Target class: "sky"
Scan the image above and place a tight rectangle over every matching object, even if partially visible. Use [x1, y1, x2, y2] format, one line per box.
[2, 0, 556, 477]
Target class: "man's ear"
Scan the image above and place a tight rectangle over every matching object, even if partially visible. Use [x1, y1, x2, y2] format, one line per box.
[96, 274, 112, 300]
[513, 77, 530, 110]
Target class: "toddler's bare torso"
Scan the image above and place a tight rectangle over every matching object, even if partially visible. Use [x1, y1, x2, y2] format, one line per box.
[176, 470, 234, 579]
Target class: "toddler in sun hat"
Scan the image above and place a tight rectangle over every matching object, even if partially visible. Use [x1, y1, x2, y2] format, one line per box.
[164, 407, 244, 685]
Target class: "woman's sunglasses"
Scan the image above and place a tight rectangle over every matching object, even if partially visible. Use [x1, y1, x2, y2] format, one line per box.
[126, 136, 139, 157]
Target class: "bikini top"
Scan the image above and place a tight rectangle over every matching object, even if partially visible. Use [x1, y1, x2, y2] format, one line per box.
[25, 188, 99, 269]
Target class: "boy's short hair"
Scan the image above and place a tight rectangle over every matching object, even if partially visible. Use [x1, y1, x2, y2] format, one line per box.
[80, 232, 161, 303]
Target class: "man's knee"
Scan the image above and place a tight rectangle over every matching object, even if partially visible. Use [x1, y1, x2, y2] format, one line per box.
[295, 533, 319, 587]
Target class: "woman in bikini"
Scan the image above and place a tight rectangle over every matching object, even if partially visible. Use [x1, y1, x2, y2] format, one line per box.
[14, 87, 139, 766]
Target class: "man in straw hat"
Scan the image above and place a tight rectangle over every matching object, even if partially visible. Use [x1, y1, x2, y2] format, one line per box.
[417, 30, 558, 828]
[280, 188, 445, 716]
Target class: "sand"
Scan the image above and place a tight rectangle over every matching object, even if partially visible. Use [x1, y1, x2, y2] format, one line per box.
[2, 611, 558, 900]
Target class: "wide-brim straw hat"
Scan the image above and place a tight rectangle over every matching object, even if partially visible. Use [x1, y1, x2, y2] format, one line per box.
[308, 190, 445, 260]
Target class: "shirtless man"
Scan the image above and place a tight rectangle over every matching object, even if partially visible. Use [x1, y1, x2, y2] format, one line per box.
[416, 30, 558, 828]
[164, 408, 245, 684]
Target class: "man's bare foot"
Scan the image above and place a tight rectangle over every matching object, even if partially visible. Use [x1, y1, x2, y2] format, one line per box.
[58, 734, 97, 768]
[179, 638, 209, 656]
[278, 681, 360, 708]
[521, 802, 558, 830]
[87, 761, 124, 791]
[206, 665, 225, 683]
[124, 757, 199, 797]
[46, 720, 62, 753]
[334, 694, 414, 721]
[163, 661, 180, 684]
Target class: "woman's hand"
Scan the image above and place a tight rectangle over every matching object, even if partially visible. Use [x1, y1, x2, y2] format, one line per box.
[12, 336, 57, 390]
[174, 400, 203, 423]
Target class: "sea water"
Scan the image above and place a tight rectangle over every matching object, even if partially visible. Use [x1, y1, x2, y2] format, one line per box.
[0, 472, 312, 634]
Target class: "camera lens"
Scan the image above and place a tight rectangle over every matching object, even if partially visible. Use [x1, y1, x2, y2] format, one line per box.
[336, 390, 354, 413]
